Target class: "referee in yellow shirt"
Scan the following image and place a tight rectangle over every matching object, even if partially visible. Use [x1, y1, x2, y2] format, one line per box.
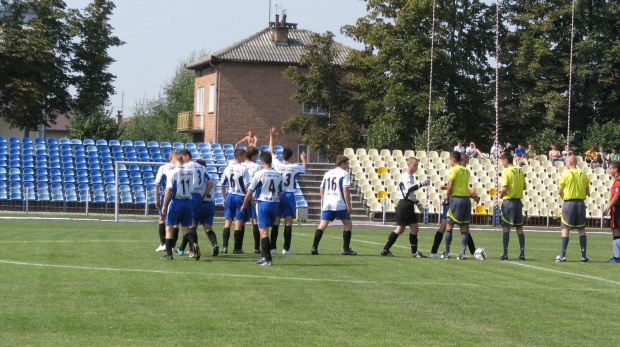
[499, 153, 526, 260]
[444, 151, 472, 260]
[556, 155, 590, 262]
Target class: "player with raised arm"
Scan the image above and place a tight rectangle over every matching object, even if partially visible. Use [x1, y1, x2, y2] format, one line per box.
[240, 146, 261, 254]
[241, 152, 283, 266]
[381, 157, 429, 257]
[154, 153, 176, 252]
[160, 152, 195, 260]
[499, 152, 526, 260]
[269, 127, 307, 255]
[194, 159, 220, 257]
[311, 155, 356, 256]
[221, 148, 252, 254]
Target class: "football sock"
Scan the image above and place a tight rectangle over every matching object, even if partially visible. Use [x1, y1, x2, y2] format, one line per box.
[205, 230, 218, 246]
[613, 237, 620, 258]
[431, 231, 443, 254]
[518, 233, 525, 257]
[383, 232, 399, 251]
[222, 228, 230, 248]
[460, 232, 468, 256]
[312, 229, 324, 249]
[579, 235, 587, 258]
[409, 233, 418, 254]
[165, 238, 174, 256]
[233, 230, 242, 251]
[190, 227, 197, 244]
[283, 226, 292, 251]
[239, 227, 245, 250]
[343, 230, 352, 250]
[253, 224, 260, 250]
[158, 223, 165, 245]
[270, 225, 280, 250]
[179, 233, 189, 252]
[467, 233, 476, 254]
[560, 236, 569, 258]
[261, 237, 272, 261]
[502, 232, 510, 256]
[172, 227, 179, 248]
[444, 229, 453, 255]
[187, 232, 197, 246]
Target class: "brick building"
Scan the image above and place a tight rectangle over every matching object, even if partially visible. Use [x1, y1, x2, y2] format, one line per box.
[178, 15, 354, 162]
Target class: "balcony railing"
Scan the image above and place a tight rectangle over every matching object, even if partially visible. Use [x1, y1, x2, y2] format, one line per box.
[177, 111, 204, 132]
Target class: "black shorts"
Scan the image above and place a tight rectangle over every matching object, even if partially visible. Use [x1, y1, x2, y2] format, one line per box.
[396, 199, 418, 226]
[612, 207, 620, 230]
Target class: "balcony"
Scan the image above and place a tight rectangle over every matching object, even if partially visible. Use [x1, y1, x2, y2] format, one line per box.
[177, 112, 203, 133]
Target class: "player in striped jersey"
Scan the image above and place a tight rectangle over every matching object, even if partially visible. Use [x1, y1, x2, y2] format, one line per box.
[154, 153, 176, 252]
[176, 149, 203, 258]
[380, 157, 429, 257]
[241, 152, 283, 266]
[194, 159, 220, 257]
[269, 127, 307, 255]
[311, 155, 357, 256]
[221, 148, 252, 254]
[241, 146, 261, 254]
[161, 152, 195, 260]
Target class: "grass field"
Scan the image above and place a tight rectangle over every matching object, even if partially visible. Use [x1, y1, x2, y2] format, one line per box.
[0, 218, 618, 346]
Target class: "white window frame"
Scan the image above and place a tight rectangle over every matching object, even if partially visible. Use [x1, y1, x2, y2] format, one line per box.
[301, 103, 326, 116]
[208, 84, 216, 113]
[196, 86, 204, 115]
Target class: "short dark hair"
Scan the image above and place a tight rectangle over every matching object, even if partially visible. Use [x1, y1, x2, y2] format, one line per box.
[609, 161, 620, 170]
[196, 159, 206, 167]
[282, 148, 293, 161]
[500, 152, 513, 162]
[179, 149, 191, 157]
[245, 146, 259, 160]
[450, 151, 461, 162]
[336, 155, 349, 167]
[234, 148, 246, 159]
[260, 151, 272, 165]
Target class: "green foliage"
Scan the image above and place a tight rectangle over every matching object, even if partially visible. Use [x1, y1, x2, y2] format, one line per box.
[0, 0, 123, 134]
[120, 52, 202, 143]
[581, 120, 620, 153]
[282, 32, 362, 161]
[412, 113, 460, 152]
[68, 107, 119, 141]
[525, 128, 572, 156]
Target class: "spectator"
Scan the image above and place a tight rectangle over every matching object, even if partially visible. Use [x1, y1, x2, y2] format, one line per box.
[524, 143, 540, 161]
[236, 130, 258, 147]
[513, 144, 526, 161]
[465, 142, 484, 159]
[585, 145, 597, 164]
[454, 141, 466, 154]
[549, 144, 565, 166]
[597, 146, 610, 168]
[609, 148, 620, 162]
[490, 141, 503, 163]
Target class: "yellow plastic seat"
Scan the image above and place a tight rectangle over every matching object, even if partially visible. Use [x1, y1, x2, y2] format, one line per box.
[377, 167, 388, 175]
[377, 191, 389, 200]
[475, 205, 487, 215]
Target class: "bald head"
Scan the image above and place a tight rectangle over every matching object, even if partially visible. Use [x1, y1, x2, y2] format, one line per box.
[565, 155, 576, 168]
[406, 157, 419, 174]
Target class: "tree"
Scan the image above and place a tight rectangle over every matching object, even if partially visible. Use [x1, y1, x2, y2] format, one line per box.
[120, 52, 201, 143]
[0, 0, 123, 136]
[68, 107, 119, 140]
[281, 32, 362, 161]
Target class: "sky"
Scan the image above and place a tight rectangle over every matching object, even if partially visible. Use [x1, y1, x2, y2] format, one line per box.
[63, 0, 369, 118]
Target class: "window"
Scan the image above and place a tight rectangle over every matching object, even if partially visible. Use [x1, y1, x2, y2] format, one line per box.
[301, 103, 326, 115]
[208, 84, 216, 113]
[196, 86, 204, 115]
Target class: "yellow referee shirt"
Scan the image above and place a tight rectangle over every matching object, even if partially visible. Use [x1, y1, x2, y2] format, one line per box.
[501, 166, 525, 199]
[558, 168, 589, 200]
[448, 165, 470, 197]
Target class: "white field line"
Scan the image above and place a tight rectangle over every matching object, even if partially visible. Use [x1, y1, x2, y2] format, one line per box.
[506, 261, 620, 286]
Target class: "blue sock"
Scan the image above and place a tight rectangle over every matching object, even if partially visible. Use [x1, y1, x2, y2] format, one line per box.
[613, 237, 620, 258]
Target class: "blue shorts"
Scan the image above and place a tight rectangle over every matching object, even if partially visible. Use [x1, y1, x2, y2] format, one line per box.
[158, 195, 166, 217]
[165, 199, 194, 227]
[191, 193, 202, 220]
[224, 194, 246, 221]
[250, 203, 257, 220]
[321, 210, 351, 221]
[441, 205, 448, 220]
[257, 201, 279, 228]
[279, 192, 296, 218]
[196, 201, 215, 226]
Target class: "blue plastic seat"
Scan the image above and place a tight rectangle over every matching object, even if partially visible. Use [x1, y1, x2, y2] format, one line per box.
[121, 140, 133, 147]
[37, 190, 50, 201]
[119, 177, 130, 185]
[83, 139, 95, 146]
[135, 141, 146, 147]
[160, 142, 171, 148]
[96, 139, 108, 146]
[71, 139, 82, 145]
[65, 189, 78, 202]
[47, 138, 58, 145]
[109, 140, 120, 146]
[147, 141, 159, 148]
[91, 177, 103, 184]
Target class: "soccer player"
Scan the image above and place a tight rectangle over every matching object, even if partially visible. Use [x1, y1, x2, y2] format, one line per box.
[429, 153, 479, 258]
[194, 159, 220, 257]
[241, 146, 261, 254]
[241, 152, 283, 266]
[443, 151, 472, 260]
[380, 157, 429, 257]
[269, 127, 307, 255]
[499, 152, 526, 261]
[221, 148, 251, 254]
[603, 161, 620, 263]
[311, 155, 357, 256]
[555, 155, 590, 262]
[154, 153, 176, 252]
[161, 152, 195, 260]
[177, 149, 202, 259]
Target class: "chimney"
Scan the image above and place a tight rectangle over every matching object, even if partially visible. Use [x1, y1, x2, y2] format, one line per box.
[116, 110, 123, 124]
[272, 13, 289, 46]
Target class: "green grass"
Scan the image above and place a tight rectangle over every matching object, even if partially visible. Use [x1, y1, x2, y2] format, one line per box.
[0, 219, 618, 346]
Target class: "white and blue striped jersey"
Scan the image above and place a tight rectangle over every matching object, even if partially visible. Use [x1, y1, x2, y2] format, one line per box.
[320, 167, 350, 211]
[248, 168, 282, 202]
[183, 160, 203, 195]
[166, 166, 194, 200]
[221, 162, 251, 197]
[273, 160, 306, 193]
[155, 163, 175, 196]
[242, 160, 261, 179]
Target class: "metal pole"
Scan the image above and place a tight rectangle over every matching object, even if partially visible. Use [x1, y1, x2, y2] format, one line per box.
[114, 161, 119, 222]
[546, 203, 550, 228]
[144, 195, 148, 217]
[382, 197, 386, 225]
[25, 187, 29, 213]
[85, 189, 89, 216]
